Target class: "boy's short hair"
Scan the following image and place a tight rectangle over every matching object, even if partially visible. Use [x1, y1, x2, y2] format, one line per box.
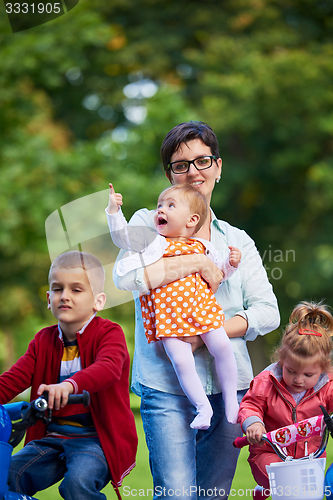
[158, 184, 208, 233]
[49, 251, 105, 295]
[160, 121, 220, 180]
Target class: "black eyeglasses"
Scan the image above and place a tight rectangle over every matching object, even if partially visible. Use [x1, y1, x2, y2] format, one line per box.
[168, 156, 217, 174]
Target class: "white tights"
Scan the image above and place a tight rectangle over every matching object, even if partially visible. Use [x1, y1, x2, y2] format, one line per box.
[162, 328, 239, 430]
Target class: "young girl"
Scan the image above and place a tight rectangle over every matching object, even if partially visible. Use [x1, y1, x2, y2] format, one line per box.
[106, 182, 240, 429]
[238, 301, 333, 499]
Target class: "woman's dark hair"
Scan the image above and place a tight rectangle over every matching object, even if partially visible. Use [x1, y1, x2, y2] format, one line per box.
[160, 121, 220, 180]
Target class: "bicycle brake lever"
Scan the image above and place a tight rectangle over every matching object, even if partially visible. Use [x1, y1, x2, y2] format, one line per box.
[42, 408, 52, 425]
[33, 394, 52, 424]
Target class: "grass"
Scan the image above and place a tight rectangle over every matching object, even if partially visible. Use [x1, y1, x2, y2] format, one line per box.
[12, 407, 333, 499]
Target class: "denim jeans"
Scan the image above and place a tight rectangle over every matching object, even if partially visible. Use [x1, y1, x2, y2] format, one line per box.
[140, 385, 246, 500]
[8, 436, 111, 500]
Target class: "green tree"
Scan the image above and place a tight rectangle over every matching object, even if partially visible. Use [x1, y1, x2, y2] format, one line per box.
[1, 0, 333, 369]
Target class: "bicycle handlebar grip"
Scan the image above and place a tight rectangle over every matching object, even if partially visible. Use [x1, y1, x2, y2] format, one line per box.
[233, 436, 249, 448]
[68, 390, 90, 407]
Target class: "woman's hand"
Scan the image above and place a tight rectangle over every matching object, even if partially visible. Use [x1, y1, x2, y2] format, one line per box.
[198, 255, 224, 293]
[182, 336, 204, 351]
[246, 422, 266, 445]
[144, 253, 223, 292]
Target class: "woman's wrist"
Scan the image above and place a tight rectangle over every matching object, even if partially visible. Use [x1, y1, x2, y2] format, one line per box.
[224, 315, 248, 338]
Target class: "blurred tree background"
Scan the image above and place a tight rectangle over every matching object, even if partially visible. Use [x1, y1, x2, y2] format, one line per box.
[0, 0, 333, 373]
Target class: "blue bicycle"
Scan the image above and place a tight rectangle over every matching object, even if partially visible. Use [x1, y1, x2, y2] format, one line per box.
[0, 391, 90, 500]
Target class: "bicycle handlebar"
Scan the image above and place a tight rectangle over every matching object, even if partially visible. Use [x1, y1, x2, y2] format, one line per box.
[40, 390, 90, 408]
[4, 390, 91, 448]
[67, 392, 91, 406]
[233, 407, 332, 462]
[233, 406, 333, 461]
[233, 436, 249, 449]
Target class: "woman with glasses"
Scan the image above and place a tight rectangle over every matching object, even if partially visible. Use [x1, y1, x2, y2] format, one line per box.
[113, 121, 280, 499]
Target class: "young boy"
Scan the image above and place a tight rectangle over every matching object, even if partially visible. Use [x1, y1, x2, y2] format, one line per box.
[0, 251, 137, 500]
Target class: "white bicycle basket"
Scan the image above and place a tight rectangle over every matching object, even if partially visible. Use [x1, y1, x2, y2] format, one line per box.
[266, 457, 326, 500]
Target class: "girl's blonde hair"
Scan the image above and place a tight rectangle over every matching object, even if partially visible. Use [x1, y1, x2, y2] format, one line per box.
[273, 301, 333, 372]
[158, 184, 208, 233]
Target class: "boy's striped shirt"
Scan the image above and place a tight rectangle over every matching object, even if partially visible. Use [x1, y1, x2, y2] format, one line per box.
[46, 316, 97, 438]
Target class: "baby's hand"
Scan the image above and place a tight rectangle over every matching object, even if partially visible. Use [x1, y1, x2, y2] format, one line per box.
[107, 183, 123, 214]
[246, 422, 266, 445]
[228, 246, 241, 268]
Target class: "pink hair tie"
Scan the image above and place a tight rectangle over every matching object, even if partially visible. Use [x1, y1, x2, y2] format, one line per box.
[299, 328, 322, 337]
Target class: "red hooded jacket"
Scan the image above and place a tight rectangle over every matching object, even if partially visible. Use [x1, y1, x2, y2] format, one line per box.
[238, 362, 333, 463]
[0, 316, 137, 496]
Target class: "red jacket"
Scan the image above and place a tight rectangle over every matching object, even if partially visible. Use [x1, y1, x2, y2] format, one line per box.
[238, 362, 333, 461]
[0, 316, 137, 495]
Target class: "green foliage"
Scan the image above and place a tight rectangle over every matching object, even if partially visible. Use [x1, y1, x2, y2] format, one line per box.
[1, 0, 333, 367]
[1, 1, 333, 494]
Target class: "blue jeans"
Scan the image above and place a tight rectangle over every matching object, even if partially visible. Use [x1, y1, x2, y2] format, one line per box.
[140, 386, 246, 500]
[8, 437, 110, 500]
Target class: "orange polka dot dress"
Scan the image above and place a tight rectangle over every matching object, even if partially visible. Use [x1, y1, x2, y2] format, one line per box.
[140, 238, 225, 343]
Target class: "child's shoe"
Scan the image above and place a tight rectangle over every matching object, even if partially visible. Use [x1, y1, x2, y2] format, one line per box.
[252, 485, 270, 499]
